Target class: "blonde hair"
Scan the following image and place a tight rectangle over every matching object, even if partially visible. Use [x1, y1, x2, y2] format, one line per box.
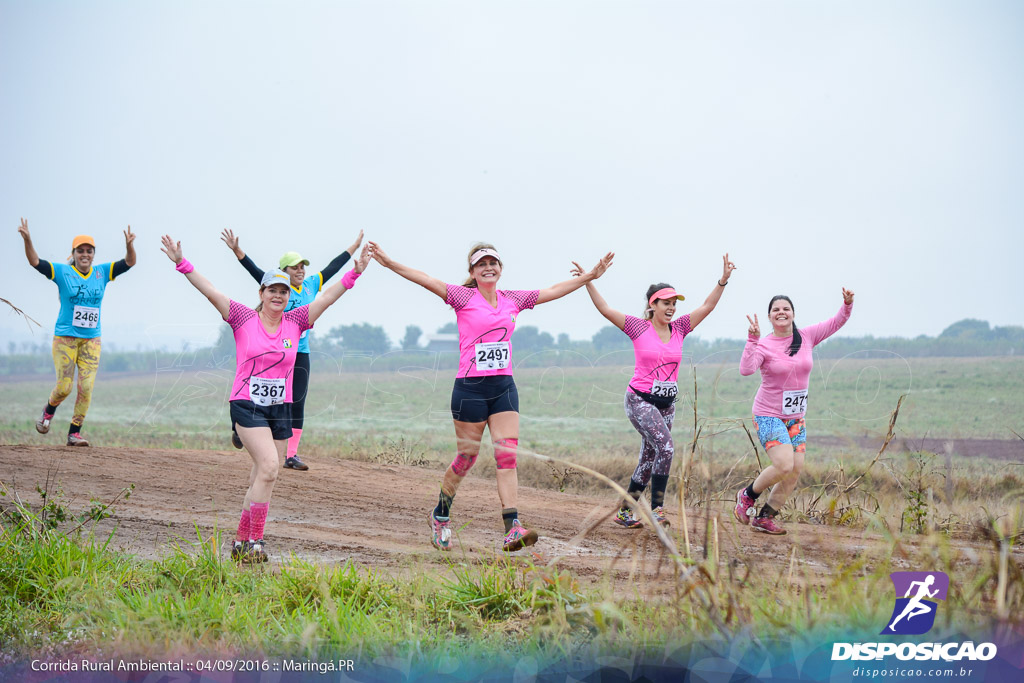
[462, 242, 501, 288]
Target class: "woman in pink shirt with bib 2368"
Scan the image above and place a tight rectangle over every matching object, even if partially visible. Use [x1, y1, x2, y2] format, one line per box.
[580, 254, 736, 528]
[733, 288, 854, 535]
[369, 241, 613, 553]
[161, 235, 372, 564]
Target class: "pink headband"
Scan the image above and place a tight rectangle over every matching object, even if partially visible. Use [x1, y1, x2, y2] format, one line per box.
[470, 248, 501, 266]
[648, 288, 685, 306]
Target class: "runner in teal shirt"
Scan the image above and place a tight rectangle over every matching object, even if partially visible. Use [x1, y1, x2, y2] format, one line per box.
[18, 219, 136, 446]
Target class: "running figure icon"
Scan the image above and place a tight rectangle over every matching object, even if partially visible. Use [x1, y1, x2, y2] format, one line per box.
[888, 575, 939, 632]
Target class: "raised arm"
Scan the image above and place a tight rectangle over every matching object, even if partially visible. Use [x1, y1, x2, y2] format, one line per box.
[161, 235, 230, 319]
[308, 244, 373, 324]
[570, 261, 625, 330]
[320, 229, 363, 284]
[221, 229, 264, 283]
[17, 218, 40, 267]
[368, 241, 447, 300]
[801, 288, 855, 346]
[739, 314, 765, 376]
[688, 253, 736, 329]
[536, 252, 614, 305]
[123, 226, 137, 267]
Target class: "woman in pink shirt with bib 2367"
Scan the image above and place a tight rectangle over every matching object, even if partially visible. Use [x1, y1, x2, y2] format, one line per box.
[369, 241, 613, 553]
[580, 254, 736, 528]
[733, 288, 854, 535]
[161, 235, 372, 564]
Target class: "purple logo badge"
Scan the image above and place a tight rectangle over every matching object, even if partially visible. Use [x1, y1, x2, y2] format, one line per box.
[881, 571, 949, 635]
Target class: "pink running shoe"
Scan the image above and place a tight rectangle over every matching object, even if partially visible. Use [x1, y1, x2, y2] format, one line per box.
[751, 514, 787, 535]
[734, 487, 755, 525]
[429, 511, 453, 551]
[501, 521, 538, 552]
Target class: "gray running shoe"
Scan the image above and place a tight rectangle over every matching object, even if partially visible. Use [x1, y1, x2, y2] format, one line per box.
[66, 432, 90, 447]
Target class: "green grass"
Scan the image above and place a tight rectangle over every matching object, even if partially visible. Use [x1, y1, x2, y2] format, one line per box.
[2, 497, 1020, 662]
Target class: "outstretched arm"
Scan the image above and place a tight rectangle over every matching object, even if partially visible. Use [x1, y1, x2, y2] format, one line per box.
[221, 229, 264, 283]
[220, 228, 246, 261]
[688, 253, 736, 329]
[17, 218, 40, 267]
[318, 231, 364, 284]
[367, 241, 447, 300]
[739, 314, 765, 376]
[161, 235, 230, 319]
[536, 252, 614, 305]
[123, 226, 137, 267]
[570, 262, 625, 330]
[308, 245, 373, 324]
[801, 288, 855, 346]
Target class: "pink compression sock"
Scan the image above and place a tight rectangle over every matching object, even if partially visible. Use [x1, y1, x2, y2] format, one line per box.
[249, 502, 269, 541]
[287, 428, 303, 459]
[235, 508, 251, 542]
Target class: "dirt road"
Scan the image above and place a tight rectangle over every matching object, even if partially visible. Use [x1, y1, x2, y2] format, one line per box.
[0, 445, 1014, 590]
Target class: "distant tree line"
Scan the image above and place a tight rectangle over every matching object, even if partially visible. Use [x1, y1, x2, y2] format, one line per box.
[1, 318, 1020, 376]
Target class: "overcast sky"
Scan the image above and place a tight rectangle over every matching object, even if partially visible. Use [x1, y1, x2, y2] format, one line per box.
[2, 1, 1022, 354]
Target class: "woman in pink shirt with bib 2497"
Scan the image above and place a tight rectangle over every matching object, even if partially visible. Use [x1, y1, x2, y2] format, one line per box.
[161, 235, 372, 564]
[369, 240, 613, 553]
[581, 254, 736, 529]
[733, 288, 854, 535]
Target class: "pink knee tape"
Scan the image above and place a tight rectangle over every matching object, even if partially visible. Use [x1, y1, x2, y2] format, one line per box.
[451, 451, 478, 477]
[494, 438, 518, 470]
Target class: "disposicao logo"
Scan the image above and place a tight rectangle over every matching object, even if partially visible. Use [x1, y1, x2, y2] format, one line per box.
[882, 571, 948, 635]
[831, 570, 997, 662]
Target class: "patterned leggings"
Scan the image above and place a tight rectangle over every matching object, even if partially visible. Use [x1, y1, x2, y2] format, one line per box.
[49, 336, 102, 427]
[623, 391, 675, 485]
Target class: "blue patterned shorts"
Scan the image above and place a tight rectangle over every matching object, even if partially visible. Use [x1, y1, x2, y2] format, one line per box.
[753, 416, 806, 453]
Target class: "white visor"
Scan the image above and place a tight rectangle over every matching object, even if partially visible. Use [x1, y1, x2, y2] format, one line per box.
[470, 248, 501, 266]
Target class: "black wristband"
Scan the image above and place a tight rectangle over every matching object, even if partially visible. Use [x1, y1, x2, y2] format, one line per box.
[718, 279, 728, 287]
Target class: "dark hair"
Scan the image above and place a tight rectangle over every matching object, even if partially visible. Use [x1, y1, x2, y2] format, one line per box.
[643, 282, 673, 320]
[463, 242, 500, 288]
[768, 295, 801, 356]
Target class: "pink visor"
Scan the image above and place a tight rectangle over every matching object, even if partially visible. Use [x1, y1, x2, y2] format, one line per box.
[648, 288, 685, 306]
[470, 248, 501, 265]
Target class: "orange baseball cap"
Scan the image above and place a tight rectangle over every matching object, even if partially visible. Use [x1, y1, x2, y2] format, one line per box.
[71, 235, 95, 250]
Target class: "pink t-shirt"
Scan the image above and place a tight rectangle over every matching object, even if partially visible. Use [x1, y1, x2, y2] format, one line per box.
[445, 284, 539, 378]
[226, 301, 312, 405]
[623, 314, 692, 395]
[740, 302, 853, 419]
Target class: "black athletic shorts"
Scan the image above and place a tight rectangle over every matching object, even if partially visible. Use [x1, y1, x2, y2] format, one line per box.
[450, 376, 519, 423]
[230, 400, 293, 441]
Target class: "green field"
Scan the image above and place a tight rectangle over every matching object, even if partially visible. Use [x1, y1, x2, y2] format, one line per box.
[2, 355, 1021, 451]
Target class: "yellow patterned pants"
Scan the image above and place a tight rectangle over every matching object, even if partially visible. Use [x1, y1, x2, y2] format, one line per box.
[49, 336, 102, 427]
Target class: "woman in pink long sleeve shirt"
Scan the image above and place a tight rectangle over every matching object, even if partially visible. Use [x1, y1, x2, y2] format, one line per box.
[733, 288, 855, 535]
